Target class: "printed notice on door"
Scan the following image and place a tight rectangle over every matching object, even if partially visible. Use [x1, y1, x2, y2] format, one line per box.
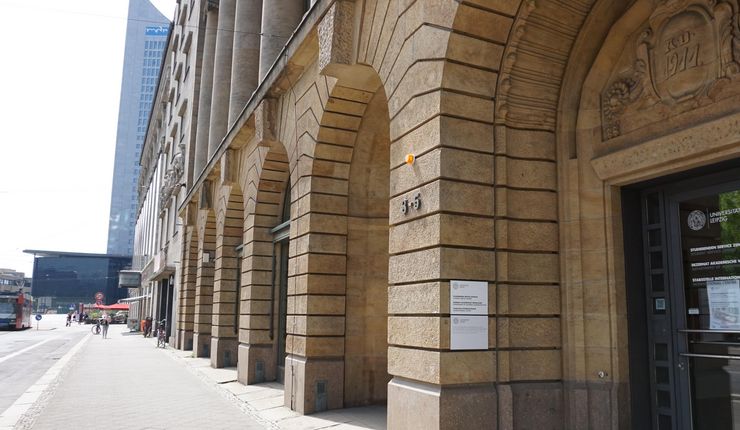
[707, 279, 740, 330]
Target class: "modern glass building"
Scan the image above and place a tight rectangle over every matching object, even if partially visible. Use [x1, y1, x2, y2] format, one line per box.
[106, 0, 170, 256]
[24, 250, 131, 313]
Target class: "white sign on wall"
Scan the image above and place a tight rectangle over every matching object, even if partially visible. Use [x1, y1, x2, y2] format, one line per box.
[450, 280, 488, 314]
[451, 315, 488, 350]
[450, 280, 488, 350]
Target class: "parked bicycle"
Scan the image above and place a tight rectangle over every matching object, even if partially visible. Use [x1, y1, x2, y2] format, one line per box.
[91, 319, 101, 335]
[156, 319, 167, 348]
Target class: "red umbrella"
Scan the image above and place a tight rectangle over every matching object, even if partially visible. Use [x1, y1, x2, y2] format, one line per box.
[94, 303, 130, 311]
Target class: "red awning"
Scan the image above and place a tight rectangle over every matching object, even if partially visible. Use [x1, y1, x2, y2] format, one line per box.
[94, 303, 129, 311]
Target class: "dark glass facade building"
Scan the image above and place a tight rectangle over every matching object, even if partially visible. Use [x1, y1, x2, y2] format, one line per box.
[24, 250, 131, 313]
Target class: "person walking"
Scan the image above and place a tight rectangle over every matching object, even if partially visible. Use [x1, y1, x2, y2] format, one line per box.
[66, 313, 72, 327]
[144, 316, 153, 338]
[101, 314, 110, 339]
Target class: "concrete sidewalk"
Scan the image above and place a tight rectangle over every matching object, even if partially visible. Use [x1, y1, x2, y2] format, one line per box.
[13, 322, 387, 430]
[162, 343, 387, 430]
[17, 324, 267, 430]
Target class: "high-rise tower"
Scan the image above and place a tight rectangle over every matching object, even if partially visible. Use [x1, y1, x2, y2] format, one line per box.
[107, 0, 170, 256]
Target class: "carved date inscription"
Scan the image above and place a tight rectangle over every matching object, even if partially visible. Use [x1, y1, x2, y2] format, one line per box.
[665, 31, 700, 79]
[600, 0, 740, 141]
[654, 10, 716, 101]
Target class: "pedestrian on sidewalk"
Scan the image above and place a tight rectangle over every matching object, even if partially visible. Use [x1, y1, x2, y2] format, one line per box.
[66, 313, 72, 327]
[144, 316, 153, 338]
[101, 314, 110, 339]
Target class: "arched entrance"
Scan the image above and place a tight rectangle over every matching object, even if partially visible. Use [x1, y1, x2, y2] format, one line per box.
[236, 144, 291, 385]
[554, 0, 740, 428]
[284, 65, 391, 413]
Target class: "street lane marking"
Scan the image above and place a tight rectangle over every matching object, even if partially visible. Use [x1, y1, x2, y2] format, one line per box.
[0, 337, 57, 365]
[0, 333, 91, 429]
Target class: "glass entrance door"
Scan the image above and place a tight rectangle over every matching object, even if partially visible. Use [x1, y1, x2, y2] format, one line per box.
[671, 183, 740, 429]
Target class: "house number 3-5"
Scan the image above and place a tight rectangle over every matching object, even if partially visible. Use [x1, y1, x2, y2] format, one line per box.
[401, 192, 421, 214]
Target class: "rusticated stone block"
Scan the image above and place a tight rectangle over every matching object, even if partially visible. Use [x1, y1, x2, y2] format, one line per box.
[388, 347, 496, 385]
[389, 247, 495, 284]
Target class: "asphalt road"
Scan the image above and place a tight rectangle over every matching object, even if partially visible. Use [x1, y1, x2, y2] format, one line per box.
[0, 315, 88, 414]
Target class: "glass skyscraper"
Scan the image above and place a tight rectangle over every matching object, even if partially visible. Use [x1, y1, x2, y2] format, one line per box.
[107, 0, 170, 256]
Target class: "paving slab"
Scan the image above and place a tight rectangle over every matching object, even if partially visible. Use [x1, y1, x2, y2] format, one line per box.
[161, 345, 387, 430]
[13, 324, 386, 430]
[18, 325, 266, 430]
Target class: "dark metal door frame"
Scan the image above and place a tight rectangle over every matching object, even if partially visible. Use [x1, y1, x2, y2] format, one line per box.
[641, 168, 740, 429]
[665, 174, 740, 430]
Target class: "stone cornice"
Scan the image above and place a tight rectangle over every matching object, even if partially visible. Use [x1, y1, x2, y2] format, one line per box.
[179, 0, 336, 216]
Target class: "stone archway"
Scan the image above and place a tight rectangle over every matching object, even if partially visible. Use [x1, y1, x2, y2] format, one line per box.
[210, 184, 245, 368]
[237, 142, 291, 385]
[345, 86, 391, 406]
[557, 0, 740, 428]
[283, 66, 392, 413]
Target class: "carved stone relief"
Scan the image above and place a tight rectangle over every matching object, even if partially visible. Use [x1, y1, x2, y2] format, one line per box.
[601, 0, 740, 140]
[159, 141, 186, 213]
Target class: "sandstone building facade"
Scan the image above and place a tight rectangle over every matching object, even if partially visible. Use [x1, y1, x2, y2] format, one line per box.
[133, 0, 740, 428]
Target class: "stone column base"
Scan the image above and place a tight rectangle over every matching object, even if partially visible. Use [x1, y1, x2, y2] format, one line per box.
[210, 337, 238, 368]
[387, 378, 497, 430]
[177, 329, 194, 351]
[237, 344, 275, 384]
[284, 355, 344, 414]
[193, 332, 211, 358]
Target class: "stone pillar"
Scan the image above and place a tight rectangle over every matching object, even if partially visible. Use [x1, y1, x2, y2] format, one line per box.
[193, 210, 217, 358]
[237, 209, 279, 384]
[259, 0, 305, 80]
[177, 225, 198, 351]
[379, 29, 500, 429]
[208, 0, 236, 159]
[193, 6, 218, 177]
[210, 187, 244, 369]
[228, 0, 262, 127]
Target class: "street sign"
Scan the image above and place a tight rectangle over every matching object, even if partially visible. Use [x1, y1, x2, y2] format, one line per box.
[35, 314, 42, 321]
